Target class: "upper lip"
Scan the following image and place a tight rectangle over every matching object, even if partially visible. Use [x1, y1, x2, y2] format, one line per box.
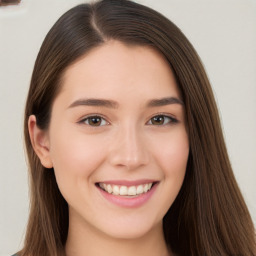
[96, 179, 157, 186]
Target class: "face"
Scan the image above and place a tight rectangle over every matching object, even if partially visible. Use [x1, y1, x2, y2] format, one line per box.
[32, 41, 189, 240]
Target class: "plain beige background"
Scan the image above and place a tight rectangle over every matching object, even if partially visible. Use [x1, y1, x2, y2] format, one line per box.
[0, 0, 255, 255]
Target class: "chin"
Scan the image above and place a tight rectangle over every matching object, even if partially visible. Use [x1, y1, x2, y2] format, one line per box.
[95, 216, 163, 240]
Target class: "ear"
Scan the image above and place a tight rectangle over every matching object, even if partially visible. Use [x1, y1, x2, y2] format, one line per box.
[28, 115, 53, 169]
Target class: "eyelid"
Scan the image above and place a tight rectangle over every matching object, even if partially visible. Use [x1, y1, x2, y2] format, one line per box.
[77, 112, 178, 126]
[146, 113, 179, 125]
[78, 114, 110, 126]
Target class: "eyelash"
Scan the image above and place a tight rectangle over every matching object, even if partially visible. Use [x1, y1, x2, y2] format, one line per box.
[78, 113, 178, 127]
[78, 115, 109, 127]
[147, 114, 178, 126]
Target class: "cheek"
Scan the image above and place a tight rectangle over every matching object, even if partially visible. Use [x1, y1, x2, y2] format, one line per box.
[150, 129, 189, 218]
[48, 128, 108, 193]
[153, 129, 189, 177]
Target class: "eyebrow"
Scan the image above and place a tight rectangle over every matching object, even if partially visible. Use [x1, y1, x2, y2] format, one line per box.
[68, 96, 183, 109]
[68, 98, 119, 109]
[146, 97, 184, 107]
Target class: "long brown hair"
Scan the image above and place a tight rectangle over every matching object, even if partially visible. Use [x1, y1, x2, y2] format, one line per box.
[21, 0, 256, 255]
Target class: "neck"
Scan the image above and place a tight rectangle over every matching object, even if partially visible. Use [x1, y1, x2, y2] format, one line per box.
[65, 212, 171, 256]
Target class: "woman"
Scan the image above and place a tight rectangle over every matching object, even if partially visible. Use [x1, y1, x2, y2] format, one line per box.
[16, 0, 256, 255]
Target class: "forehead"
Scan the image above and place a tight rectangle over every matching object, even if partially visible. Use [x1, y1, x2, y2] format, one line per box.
[60, 40, 180, 102]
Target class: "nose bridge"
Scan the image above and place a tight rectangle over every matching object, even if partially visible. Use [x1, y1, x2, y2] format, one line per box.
[109, 122, 149, 169]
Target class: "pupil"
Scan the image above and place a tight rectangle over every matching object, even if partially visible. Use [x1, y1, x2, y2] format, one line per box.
[152, 116, 164, 125]
[89, 117, 101, 126]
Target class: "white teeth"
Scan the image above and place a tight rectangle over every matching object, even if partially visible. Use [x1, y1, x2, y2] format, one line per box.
[107, 184, 113, 194]
[99, 182, 154, 196]
[112, 185, 119, 195]
[119, 186, 128, 196]
[136, 185, 144, 195]
[128, 186, 137, 196]
[143, 184, 149, 193]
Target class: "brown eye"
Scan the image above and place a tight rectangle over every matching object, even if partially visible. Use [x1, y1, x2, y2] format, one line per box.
[82, 116, 108, 126]
[151, 115, 165, 125]
[148, 115, 178, 126]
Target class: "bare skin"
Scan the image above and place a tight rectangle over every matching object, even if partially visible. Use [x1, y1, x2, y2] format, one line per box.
[29, 40, 189, 256]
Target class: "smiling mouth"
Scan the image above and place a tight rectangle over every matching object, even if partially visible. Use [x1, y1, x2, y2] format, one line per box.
[96, 182, 156, 197]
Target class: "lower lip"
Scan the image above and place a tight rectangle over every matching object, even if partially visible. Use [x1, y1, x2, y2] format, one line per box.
[97, 183, 158, 208]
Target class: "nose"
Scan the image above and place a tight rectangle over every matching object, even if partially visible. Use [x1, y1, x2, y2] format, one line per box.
[108, 124, 149, 170]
